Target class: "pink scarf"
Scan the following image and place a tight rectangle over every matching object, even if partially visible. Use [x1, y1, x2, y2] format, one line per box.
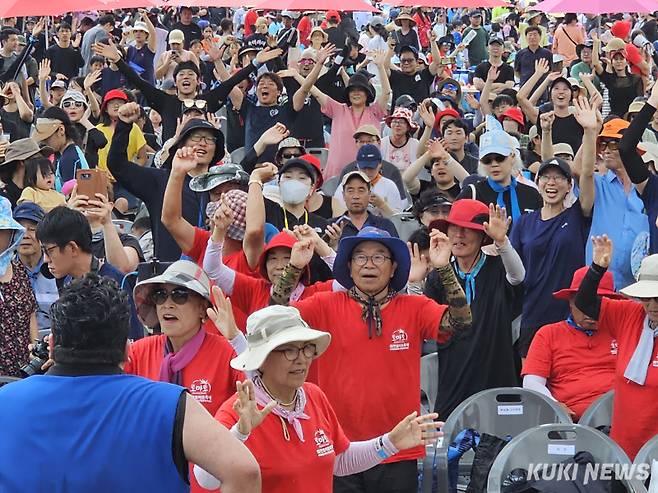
[253, 374, 310, 442]
[159, 330, 206, 385]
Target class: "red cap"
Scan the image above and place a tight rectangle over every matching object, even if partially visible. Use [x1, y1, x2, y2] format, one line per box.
[430, 199, 493, 245]
[326, 10, 340, 21]
[499, 107, 525, 132]
[610, 20, 631, 40]
[553, 266, 625, 300]
[300, 153, 323, 188]
[101, 89, 128, 113]
[257, 232, 311, 285]
[433, 108, 460, 130]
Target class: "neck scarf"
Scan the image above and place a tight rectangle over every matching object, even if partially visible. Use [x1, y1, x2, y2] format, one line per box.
[253, 374, 310, 442]
[348, 286, 398, 338]
[623, 316, 658, 386]
[453, 253, 487, 305]
[566, 315, 594, 337]
[487, 176, 521, 221]
[159, 329, 206, 385]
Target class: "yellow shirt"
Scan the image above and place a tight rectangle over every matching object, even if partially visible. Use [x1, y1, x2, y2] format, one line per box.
[96, 123, 147, 179]
[18, 187, 67, 212]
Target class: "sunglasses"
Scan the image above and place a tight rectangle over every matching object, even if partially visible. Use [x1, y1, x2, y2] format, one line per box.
[444, 84, 458, 91]
[282, 152, 301, 159]
[481, 154, 507, 165]
[182, 99, 208, 111]
[298, 58, 316, 66]
[150, 287, 192, 305]
[598, 140, 619, 151]
[62, 101, 85, 108]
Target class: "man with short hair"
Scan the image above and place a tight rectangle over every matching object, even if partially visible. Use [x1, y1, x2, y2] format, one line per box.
[473, 38, 515, 91]
[386, 44, 441, 111]
[81, 14, 115, 72]
[0, 28, 20, 80]
[169, 7, 202, 49]
[0, 273, 261, 492]
[514, 25, 552, 89]
[462, 10, 488, 66]
[45, 22, 84, 80]
[441, 119, 478, 174]
[335, 170, 399, 238]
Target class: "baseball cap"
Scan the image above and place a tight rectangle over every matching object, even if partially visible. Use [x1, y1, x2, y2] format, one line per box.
[278, 158, 319, 183]
[169, 29, 185, 45]
[50, 80, 66, 90]
[469, 10, 482, 17]
[479, 128, 515, 159]
[553, 143, 574, 158]
[326, 10, 340, 21]
[13, 201, 46, 224]
[356, 144, 382, 168]
[537, 156, 572, 179]
[489, 38, 504, 46]
[340, 170, 371, 188]
[353, 124, 380, 140]
[599, 118, 629, 139]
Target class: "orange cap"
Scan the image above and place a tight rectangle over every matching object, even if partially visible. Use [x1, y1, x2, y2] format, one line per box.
[598, 118, 630, 140]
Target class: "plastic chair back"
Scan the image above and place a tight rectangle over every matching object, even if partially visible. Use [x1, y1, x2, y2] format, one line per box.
[420, 353, 438, 415]
[307, 147, 329, 171]
[488, 423, 646, 493]
[321, 176, 340, 197]
[230, 147, 246, 165]
[578, 390, 614, 430]
[634, 434, 658, 475]
[389, 212, 420, 242]
[433, 387, 573, 492]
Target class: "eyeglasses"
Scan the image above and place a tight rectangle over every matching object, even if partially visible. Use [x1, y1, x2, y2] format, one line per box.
[390, 119, 408, 126]
[150, 287, 192, 306]
[41, 244, 60, 258]
[481, 154, 507, 165]
[400, 57, 416, 64]
[538, 174, 568, 183]
[598, 140, 619, 151]
[282, 152, 302, 159]
[272, 343, 317, 361]
[182, 99, 208, 111]
[62, 101, 85, 108]
[188, 133, 217, 144]
[351, 254, 392, 266]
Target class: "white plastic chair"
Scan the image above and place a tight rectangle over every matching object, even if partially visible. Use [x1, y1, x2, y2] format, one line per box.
[578, 390, 614, 430]
[389, 212, 420, 242]
[230, 146, 245, 165]
[307, 147, 329, 171]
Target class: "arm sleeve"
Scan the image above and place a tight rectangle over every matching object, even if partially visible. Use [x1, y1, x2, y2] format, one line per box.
[202, 62, 256, 112]
[172, 391, 189, 484]
[316, 63, 341, 94]
[202, 239, 237, 295]
[619, 101, 655, 184]
[496, 238, 526, 286]
[239, 147, 259, 175]
[333, 435, 399, 477]
[115, 59, 167, 111]
[574, 263, 606, 319]
[0, 38, 36, 83]
[522, 375, 555, 400]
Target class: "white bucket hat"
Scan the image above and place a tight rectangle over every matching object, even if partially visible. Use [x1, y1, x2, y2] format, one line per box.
[231, 306, 331, 372]
[620, 255, 658, 299]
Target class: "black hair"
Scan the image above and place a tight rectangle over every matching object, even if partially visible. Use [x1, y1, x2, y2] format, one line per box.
[50, 273, 129, 366]
[37, 206, 93, 254]
[564, 13, 578, 24]
[220, 18, 233, 32]
[23, 157, 53, 189]
[499, 88, 518, 105]
[525, 25, 542, 36]
[41, 106, 80, 144]
[256, 72, 284, 93]
[0, 161, 18, 183]
[492, 94, 515, 110]
[190, 39, 202, 49]
[408, 227, 430, 251]
[132, 216, 151, 233]
[71, 76, 86, 90]
[58, 22, 72, 32]
[370, 23, 388, 38]
[89, 55, 105, 67]
[0, 28, 19, 45]
[98, 14, 115, 27]
[80, 17, 95, 27]
[441, 118, 469, 137]
[173, 61, 201, 79]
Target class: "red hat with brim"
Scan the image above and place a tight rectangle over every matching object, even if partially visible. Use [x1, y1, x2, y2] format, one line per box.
[499, 107, 525, 132]
[101, 89, 128, 113]
[429, 199, 493, 246]
[258, 232, 311, 285]
[433, 108, 460, 131]
[553, 266, 624, 300]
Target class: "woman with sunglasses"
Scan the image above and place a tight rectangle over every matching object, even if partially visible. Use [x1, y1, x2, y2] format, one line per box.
[194, 303, 443, 493]
[509, 97, 597, 360]
[127, 259, 244, 417]
[456, 117, 542, 226]
[60, 90, 107, 169]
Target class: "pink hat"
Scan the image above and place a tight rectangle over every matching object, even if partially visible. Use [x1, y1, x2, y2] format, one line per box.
[385, 106, 419, 132]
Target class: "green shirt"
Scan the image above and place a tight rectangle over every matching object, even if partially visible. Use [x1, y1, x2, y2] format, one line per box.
[570, 61, 601, 91]
[463, 26, 489, 66]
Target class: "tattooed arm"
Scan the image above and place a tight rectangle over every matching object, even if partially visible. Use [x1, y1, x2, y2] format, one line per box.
[435, 265, 471, 335]
[269, 263, 304, 306]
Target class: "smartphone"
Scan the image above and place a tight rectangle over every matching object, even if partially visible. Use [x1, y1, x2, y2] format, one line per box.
[76, 169, 108, 201]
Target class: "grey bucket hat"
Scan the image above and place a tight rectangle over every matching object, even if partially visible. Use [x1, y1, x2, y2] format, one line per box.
[189, 163, 249, 193]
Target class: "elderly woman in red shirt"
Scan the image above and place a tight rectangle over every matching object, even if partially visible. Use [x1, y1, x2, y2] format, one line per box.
[575, 235, 658, 458]
[194, 303, 443, 493]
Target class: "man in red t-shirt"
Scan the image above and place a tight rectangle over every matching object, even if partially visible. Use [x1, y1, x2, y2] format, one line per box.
[522, 266, 624, 420]
[270, 226, 471, 493]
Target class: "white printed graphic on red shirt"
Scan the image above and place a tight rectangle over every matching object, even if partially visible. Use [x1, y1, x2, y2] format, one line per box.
[652, 351, 658, 368]
[610, 340, 618, 356]
[314, 428, 334, 457]
[390, 328, 410, 351]
[189, 378, 212, 403]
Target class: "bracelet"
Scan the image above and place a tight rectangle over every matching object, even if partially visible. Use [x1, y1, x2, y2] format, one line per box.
[374, 435, 390, 460]
[248, 179, 263, 189]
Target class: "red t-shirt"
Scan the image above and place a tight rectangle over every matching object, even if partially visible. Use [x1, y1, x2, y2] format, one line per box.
[293, 292, 448, 462]
[185, 227, 257, 278]
[522, 320, 616, 420]
[599, 297, 658, 459]
[216, 383, 349, 493]
[124, 333, 243, 415]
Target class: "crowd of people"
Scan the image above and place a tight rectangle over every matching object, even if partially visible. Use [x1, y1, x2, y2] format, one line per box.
[0, 3, 658, 491]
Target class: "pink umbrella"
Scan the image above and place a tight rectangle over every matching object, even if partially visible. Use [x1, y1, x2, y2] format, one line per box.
[0, 0, 157, 16]
[396, 0, 508, 7]
[250, 0, 380, 12]
[534, 0, 656, 14]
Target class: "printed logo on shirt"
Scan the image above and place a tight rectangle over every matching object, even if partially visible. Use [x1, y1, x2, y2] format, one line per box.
[314, 428, 334, 457]
[269, 108, 279, 118]
[561, 222, 569, 229]
[610, 340, 618, 356]
[652, 351, 658, 368]
[390, 328, 410, 351]
[189, 378, 212, 403]
[414, 74, 421, 82]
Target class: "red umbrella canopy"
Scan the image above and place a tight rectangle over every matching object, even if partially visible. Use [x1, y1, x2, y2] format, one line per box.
[0, 0, 158, 17]
[534, 0, 656, 14]
[250, 0, 380, 12]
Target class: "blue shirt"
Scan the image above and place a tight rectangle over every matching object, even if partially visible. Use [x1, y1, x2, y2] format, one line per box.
[638, 173, 658, 255]
[510, 201, 590, 329]
[587, 171, 649, 289]
[17, 255, 58, 336]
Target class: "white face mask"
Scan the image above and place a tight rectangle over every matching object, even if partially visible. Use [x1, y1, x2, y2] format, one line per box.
[279, 179, 311, 205]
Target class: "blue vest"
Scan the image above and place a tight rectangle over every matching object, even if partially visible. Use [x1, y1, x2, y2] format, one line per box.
[0, 373, 188, 492]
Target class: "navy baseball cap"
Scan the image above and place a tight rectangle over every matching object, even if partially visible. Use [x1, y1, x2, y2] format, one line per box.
[13, 201, 46, 224]
[356, 144, 382, 169]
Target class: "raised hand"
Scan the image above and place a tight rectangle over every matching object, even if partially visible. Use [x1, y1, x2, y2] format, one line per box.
[290, 238, 315, 269]
[172, 146, 198, 175]
[428, 229, 452, 268]
[32, 18, 45, 38]
[85, 192, 114, 225]
[427, 138, 450, 162]
[418, 100, 436, 127]
[483, 204, 511, 246]
[251, 162, 278, 183]
[117, 102, 141, 125]
[408, 241, 430, 283]
[317, 43, 337, 64]
[534, 58, 550, 76]
[465, 93, 480, 111]
[84, 70, 101, 92]
[370, 49, 389, 67]
[255, 47, 284, 65]
[591, 235, 612, 268]
[38, 59, 51, 81]
[573, 96, 598, 131]
[233, 380, 277, 435]
[212, 196, 235, 234]
[206, 112, 221, 129]
[486, 65, 499, 82]
[539, 110, 555, 132]
[388, 411, 444, 450]
[206, 285, 239, 341]
[93, 38, 121, 63]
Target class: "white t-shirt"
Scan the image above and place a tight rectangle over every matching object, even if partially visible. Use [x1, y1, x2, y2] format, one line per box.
[334, 174, 407, 216]
[366, 35, 388, 81]
[380, 136, 420, 172]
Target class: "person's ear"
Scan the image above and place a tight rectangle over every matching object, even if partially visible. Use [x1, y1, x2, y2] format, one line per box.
[390, 261, 398, 279]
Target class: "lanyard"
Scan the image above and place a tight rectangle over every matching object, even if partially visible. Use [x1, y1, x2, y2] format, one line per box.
[282, 206, 308, 231]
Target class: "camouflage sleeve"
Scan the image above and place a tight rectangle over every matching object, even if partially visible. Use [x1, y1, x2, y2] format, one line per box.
[269, 263, 304, 306]
[435, 265, 471, 335]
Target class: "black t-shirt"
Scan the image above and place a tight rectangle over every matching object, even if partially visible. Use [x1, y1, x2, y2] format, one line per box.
[424, 255, 523, 417]
[473, 61, 515, 84]
[599, 70, 644, 118]
[457, 178, 542, 226]
[283, 78, 324, 148]
[0, 108, 31, 141]
[91, 232, 145, 263]
[535, 111, 584, 154]
[169, 23, 202, 49]
[325, 26, 344, 49]
[45, 45, 84, 79]
[241, 99, 295, 163]
[457, 152, 479, 175]
[225, 101, 245, 154]
[389, 68, 434, 109]
[392, 30, 420, 52]
[0, 180, 22, 208]
[416, 179, 461, 202]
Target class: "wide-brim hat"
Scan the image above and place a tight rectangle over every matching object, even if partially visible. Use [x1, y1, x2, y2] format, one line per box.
[333, 226, 410, 292]
[133, 260, 212, 328]
[620, 255, 658, 299]
[553, 266, 623, 300]
[430, 199, 493, 246]
[258, 232, 311, 285]
[394, 13, 416, 26]
[309, 26, 328, 41]
[189, 163, 248, 192]
[31, 118, 63, 143]
[345, 74, 375, 105]
[164, 118, 225, 168]
[1, 138, 53, 166]
[230, 305, 331, 371]
[385, 106, 419, 132]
